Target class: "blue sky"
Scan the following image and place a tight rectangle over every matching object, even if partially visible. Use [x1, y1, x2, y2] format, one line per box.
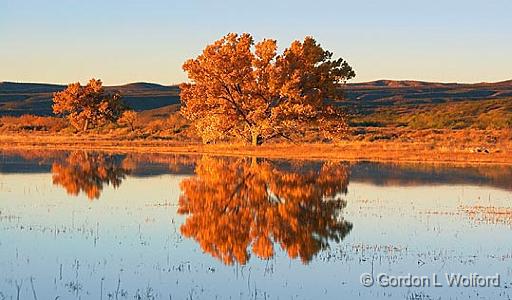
[1, 0, 511, 85]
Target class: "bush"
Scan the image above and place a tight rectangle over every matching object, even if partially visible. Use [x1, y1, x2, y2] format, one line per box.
[0, 115, 68, 132]
[118, 110, 138, 131]
[167, 113, 189, 133]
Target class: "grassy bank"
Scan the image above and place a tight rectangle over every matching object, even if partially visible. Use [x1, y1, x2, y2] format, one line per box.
[1, 129, 511, 164]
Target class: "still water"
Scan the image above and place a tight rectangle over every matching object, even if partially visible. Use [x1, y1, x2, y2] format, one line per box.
[0, 150, 511, 300]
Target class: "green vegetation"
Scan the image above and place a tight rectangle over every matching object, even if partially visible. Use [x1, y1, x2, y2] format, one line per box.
[351, 98, 512, 130]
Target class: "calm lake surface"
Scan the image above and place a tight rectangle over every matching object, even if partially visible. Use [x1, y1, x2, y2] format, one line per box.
[1, 150, 511, 300]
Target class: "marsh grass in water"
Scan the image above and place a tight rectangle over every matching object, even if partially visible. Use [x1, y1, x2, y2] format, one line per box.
[0, 150, 511, 299]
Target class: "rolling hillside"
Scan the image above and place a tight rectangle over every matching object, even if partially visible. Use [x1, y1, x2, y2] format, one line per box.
[342, 80, 512, 129]
[0, 82, 180, 116]
[343, 79, 512, 108]
[1, 80, 511, 130]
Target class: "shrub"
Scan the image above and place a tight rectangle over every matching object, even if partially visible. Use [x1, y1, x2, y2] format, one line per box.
[0, 115, 68, 132]
[118, 110, 138, 131]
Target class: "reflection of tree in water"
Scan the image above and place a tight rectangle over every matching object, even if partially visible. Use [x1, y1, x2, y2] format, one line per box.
[178, 156, 352, 265]
[52, 151, 132, 200]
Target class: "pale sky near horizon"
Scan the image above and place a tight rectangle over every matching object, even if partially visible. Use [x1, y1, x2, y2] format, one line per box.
[1, 0, 511, 85]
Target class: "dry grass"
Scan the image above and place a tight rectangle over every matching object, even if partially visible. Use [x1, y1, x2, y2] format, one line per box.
[1, 112, 510, 164]
[0, 128, 511, 164]
[0, 115, 67, 132]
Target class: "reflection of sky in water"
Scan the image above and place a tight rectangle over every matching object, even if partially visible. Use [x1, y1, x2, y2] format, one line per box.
[1, 167, 512, 299]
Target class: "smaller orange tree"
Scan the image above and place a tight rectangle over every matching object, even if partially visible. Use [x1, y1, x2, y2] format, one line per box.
[118, 110, 138, 131]
[52, 79, 126, 131]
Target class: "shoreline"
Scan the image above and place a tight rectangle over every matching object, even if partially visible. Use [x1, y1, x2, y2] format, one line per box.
[1, 134, 511, 165]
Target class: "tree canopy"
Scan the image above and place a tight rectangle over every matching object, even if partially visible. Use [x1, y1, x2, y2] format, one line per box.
[180, 33, 355, 145]
[52, 79, 125, 131]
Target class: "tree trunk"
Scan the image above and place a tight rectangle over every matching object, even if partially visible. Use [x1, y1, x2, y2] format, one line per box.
[83, 119, 89, 131]
[250, 156, 258, 167]
[251, 132, 260, 146]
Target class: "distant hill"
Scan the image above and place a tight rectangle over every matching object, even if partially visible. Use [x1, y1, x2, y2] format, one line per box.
[342, 79, 512, 109]
[1, 79, 511, 117]
[349, 79, 512, 89]
[344, 80, 512, 129]
[494, 79, 512, 86]
[114, 82, 179, 93]
[349, 80, 457, 88]
[0, 81, 180, 116]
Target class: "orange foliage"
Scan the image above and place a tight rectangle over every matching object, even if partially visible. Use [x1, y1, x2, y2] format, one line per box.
[52, 79, 125, 131]
[118, 110, 138, 131]
[180, 33, 355, 145]
[178, 156, 352, 265]
[51, 151, 132, 200]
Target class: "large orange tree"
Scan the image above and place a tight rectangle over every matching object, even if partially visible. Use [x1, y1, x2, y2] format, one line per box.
[180, 33, 356, 145]
[53, 79, 125, 131]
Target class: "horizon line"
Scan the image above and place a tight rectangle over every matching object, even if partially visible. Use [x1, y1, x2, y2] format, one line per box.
[2, 77, 512, 87]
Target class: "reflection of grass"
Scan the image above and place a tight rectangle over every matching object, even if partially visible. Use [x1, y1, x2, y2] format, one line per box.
[461, 205, 512, 226]
[2, 192, 510, 299]
[0, 213, 20, 222]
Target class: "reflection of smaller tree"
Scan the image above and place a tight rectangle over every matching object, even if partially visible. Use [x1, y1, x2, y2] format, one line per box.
[178, 156, 352, 265]
[52, 151, 132, 200]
